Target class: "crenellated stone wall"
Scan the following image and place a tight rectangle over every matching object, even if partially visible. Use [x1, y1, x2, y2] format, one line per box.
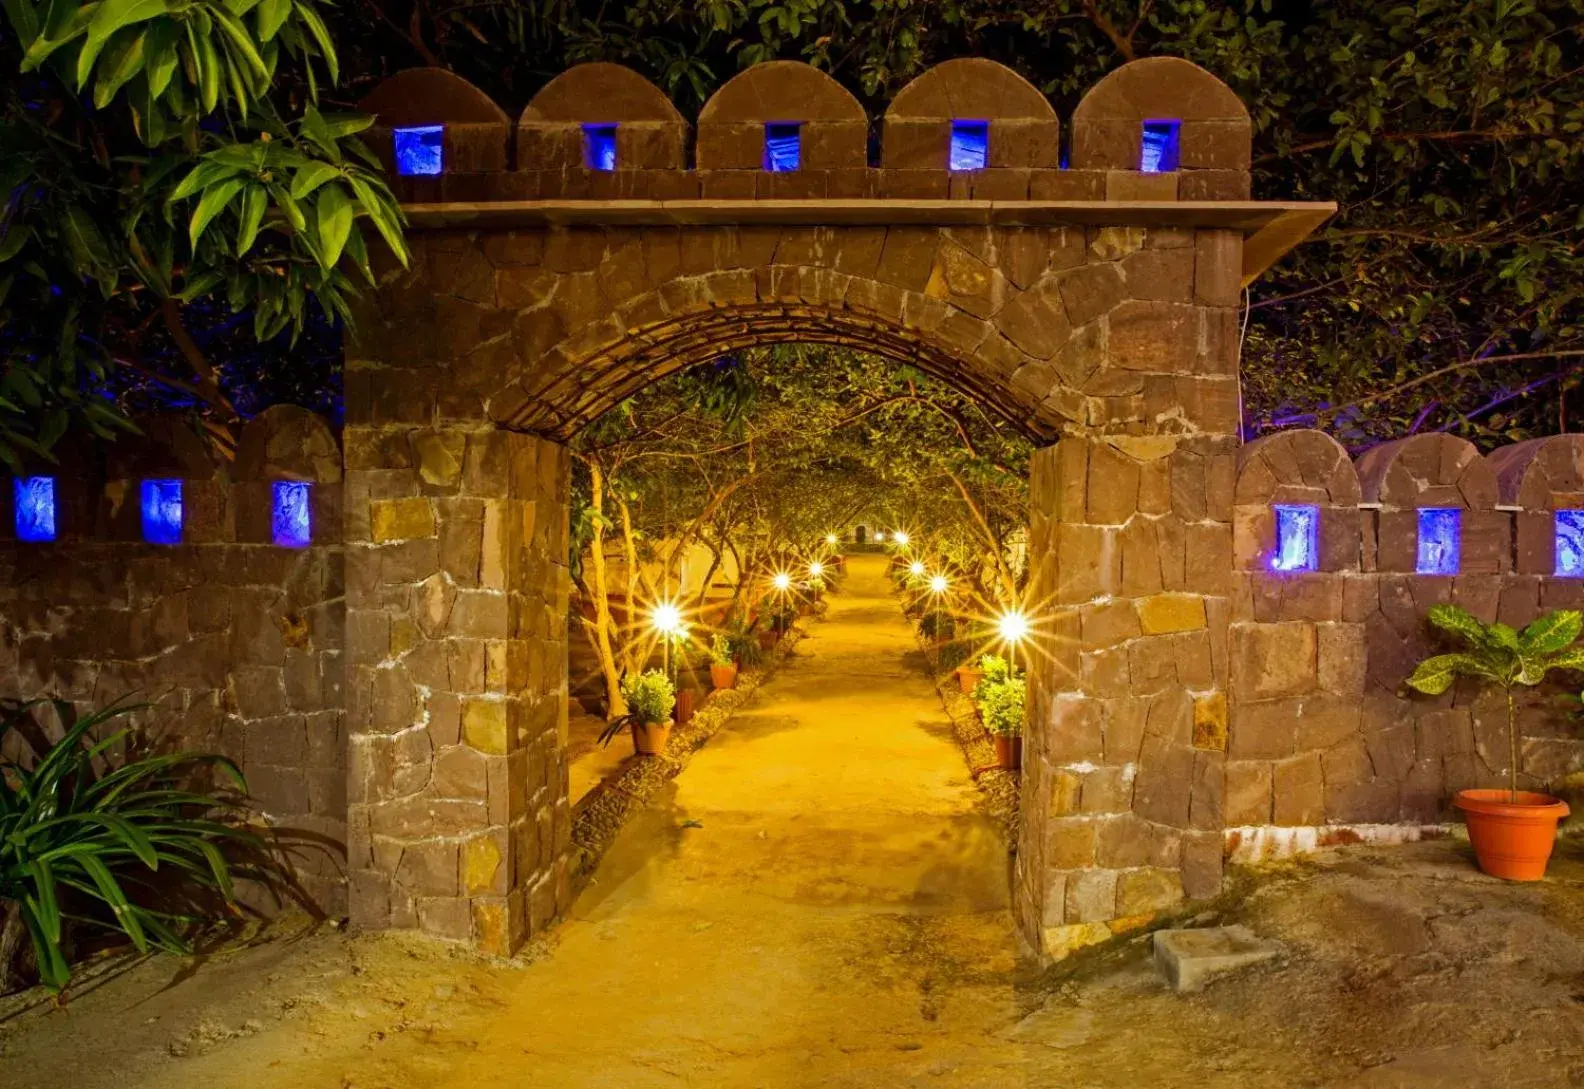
[0, 407, 348, 913]
[1226, 430, 1584, 857]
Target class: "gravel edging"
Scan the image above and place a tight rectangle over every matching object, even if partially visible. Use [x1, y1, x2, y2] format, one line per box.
[909, 622, 1022, 843]
[567, 625, 808, 878]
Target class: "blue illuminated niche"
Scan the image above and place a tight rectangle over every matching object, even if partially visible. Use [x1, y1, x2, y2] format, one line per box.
[949, 121, 988, 171]
[1140, 119, 1181, 173]
[764, 123, 802, 172]
[394, 125, 444, 176]
[272, 481, 312, 548]
[14, 476, 57, 542]
[583, 124, 618, 171]
[1271, 504, 1319, 573]
[1416, 508, 1462, 575]
[141, 479, 183, 545]
[1556, 510, 1584, 576]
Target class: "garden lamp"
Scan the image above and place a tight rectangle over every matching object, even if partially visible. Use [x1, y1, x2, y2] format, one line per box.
[909, 560, 926, 577]
[892, 530, 910, 547]
[929, 574, 949, 595]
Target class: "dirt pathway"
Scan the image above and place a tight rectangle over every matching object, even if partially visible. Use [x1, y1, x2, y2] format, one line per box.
[11, 555, 1584, 1087]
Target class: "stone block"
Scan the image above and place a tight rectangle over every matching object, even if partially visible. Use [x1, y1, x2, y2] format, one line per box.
[1153, 926, 1282, 994]
[1137, 593, 1207, 635]
[370, 498, 435, 542]
[1115, 867, 1184, 916]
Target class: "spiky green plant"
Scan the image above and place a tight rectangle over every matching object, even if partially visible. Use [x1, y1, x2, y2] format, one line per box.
[1405, 605, 1584, 802]
[0, 697, 260, 995]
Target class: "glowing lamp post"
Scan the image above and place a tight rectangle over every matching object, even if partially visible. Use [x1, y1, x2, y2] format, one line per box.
[892, 530, 910, 548]
[825, 533, 838, 547]
[909, 560, 926, 578]
[651, 600, 683, 680]
[808, 560, 826, 601]
[927, 572, 951, 642]
[998, 608, 1030, 676]
[929, 574, 949, 595]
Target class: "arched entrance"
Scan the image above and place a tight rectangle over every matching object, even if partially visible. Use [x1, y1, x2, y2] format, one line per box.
[343, 57, 1332, 962]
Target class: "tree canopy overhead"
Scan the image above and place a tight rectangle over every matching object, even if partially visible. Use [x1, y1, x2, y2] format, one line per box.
[332, 0, 1581, 449]
[4, 0, 1580, 459]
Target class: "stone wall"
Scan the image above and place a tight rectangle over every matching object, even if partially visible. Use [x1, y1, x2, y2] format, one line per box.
[1225, 430, 1584, 855]
[0, 407, 348, 913]
[343, 424, 571, 954]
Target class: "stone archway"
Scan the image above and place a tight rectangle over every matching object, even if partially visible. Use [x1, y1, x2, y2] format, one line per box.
[342, 56, 1332, 962]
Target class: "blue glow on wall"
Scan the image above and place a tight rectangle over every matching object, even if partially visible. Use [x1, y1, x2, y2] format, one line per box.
[1416, 508, 1462, 575]
[394, 125, 444, 176]
[764, 123, 802, 172]
[949, 121, 988, 171]
[141, 479, 183, 545]
[1140, 119, 1181, 173]
[272, 481, 312, 548]
[14, 476, 56, 542]
[1556, 510, 1584, 576]
[584, 124, 618, 170]
[1271, 504, 1319, 573]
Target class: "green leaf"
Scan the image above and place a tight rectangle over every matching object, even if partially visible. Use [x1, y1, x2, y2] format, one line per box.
[93, 25, 147, 106]
[0, 225, 32, 263]
[1519, 610, 1583, 656]
[142, 16, 178, 94]
[313, 184, 352, 269]
[187, 176, 246, 250]
[235, 183, 267, 254]
[292, 0, 336, 82]
[1426, 603, 1486, 646]
[254, 0, 288, 39]
[77, 0, 167, 88]
[1405, 652, 1491, 695]
[288, 160, 339, 200]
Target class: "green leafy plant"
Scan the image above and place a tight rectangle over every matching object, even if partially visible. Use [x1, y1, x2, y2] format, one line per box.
[972, 654, 1012, 703]
[1405, 605, 1584, 801]
[598, 669, 675, 746]
[976, 674, 1025, 737]
[917, 610, 952, 640]
[1, 697, 260, 995]
[708, 633, 735, 668]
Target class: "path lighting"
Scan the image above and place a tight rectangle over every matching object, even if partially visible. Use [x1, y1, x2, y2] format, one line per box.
[650, 600, 685, 680]
[998, 608, 1031, 677]
[808, 560, 825, 578]
[909, 560, 926, 577]
[772, 571, 793, 592]
[874, 531, 886, 543]
[825, 533, 838, 547]
[929, 574, 949, 595]
[892, 530, 910, 547]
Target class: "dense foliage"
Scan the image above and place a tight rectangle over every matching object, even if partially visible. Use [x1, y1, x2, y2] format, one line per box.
[324, 0, 1582, 450]
[0, 0, 406, 469]
[0, 698, 259, 995]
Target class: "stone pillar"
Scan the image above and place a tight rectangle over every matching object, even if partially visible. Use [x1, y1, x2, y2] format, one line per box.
[344, 424, 571, 953]
[1016, 227, 1242, 961]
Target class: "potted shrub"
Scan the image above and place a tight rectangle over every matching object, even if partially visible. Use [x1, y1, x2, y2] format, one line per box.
[599, 669, 676, 756]
[708, 633, 738, 690]
[917, 610, 953, 644]
[977, 669, 1025, 770]
[956, 652, 998, 695]
[1406, 604, 1581, 880]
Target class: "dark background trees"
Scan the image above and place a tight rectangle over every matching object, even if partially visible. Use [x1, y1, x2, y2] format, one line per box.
[5, 0, 1581, 458]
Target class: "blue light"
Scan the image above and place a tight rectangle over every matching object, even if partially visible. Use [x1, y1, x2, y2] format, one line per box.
[272, 481, 312, 548]
[141, 479, 183, 545]
[14, 476, 56, 542]
[764, 123, 801, 172]
[1271, 504, 1319, 573]
[949, 121, 988, 171]
[394, 125, 444, 177]
[583, 124, 618, 171]
[1556, 510, 1584, 576]
[1140, 119, 1181, 173]
[1416, 508, 1461, 575]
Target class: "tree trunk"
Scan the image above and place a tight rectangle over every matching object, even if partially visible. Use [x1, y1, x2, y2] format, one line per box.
[582, 465, 627, 719]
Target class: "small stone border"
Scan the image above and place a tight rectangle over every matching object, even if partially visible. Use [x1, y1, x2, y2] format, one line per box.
[567, 624, 808, 878]
[908, 612, 1022, 842]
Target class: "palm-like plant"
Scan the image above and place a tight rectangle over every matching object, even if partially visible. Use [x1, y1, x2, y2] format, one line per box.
[1405, 605, 1584, 802]
[1, 697, 261, 995]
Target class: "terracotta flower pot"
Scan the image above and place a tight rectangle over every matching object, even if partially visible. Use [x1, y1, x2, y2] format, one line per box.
[956, 666, 984, 695]
[1455, 789, 1570, 880]
[631, 719, 673, 755]
[676, 689, 697, 727]
[993, 734, 1022, 771]
[710, 662, 738, 690]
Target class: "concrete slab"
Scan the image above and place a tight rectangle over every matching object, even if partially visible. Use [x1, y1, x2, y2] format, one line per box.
[1153, 925, 1283, 993]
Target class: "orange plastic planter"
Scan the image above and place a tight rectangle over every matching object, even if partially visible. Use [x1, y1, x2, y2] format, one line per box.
[1454, 789, 1570, 881]
[631, 719, 673, 756]
[710, 662, 738, 690]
